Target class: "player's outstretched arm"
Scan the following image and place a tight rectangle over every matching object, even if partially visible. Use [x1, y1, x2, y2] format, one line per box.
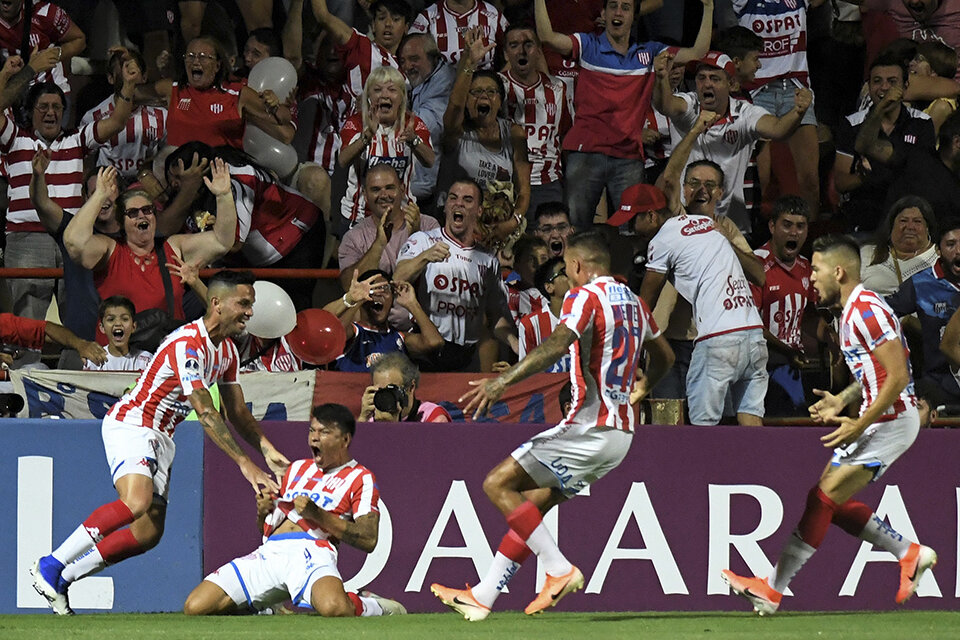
[293, 495, 380, 552]
[190, 387, 281, 495]
[220, 384, 291, 479]
[809, 382, 860, 424]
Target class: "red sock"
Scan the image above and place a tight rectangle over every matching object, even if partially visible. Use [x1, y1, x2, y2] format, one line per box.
[346, 592, 363, 616]
[96, 528, 145, 564]
[505, 501, 542, 541]
[83, 500, 135, 542]
[497, 529, 532, 563]
[796, 486, 838, 548]
[832, 500, 872, 536]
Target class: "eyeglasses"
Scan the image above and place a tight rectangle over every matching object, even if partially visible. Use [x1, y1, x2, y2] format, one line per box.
[124, 204, 156, 218]
[184, 52, 217, 64]
[469, 88, 500, 98]
[684, 179, 719, 192]
[34, 103, 64, 114]
[538, 223, 570, 234]
[546, 268, 566, 283]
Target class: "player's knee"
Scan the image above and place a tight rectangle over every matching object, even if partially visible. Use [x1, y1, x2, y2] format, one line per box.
[121, 494, 153, 519]
[311, 593, 354, 617]
[482, 470, 506, 501]
[182, 591, 210, 616]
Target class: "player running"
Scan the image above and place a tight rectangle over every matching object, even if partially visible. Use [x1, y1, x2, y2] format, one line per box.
[432, 232, 674, 620]
[721, 235, 937, 615]
[31, 270, 288, 615]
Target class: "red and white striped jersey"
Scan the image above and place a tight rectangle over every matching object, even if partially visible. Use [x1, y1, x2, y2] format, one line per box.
[519, 307, 570, 373]
[264, 457, 379, 548]
[500, 70, 571, 186]
[108, 320, 239, 436]
[339, 112, 432, 224]
[560, 276, 658, 432]
[409, 0, 507, 69]
[238, 335, 304, 373]
[0, 119, 100, 232]
[302, 80, 351, 175]
[339, 28, 400, 112]
[839, 284, 916, 421]
[734, 0, 810, 91]
[0, 2, 73, 94]
[80, 96, 167, 179]
[752, 243, 815, 352]
[506, 281, 547, 324]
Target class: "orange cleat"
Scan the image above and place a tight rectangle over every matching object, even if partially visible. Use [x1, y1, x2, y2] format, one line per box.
[523, 566, 584, 615]
[430, 583, 491, 621]
[896, 543, 937, 604]
[720, 569, 782, 616]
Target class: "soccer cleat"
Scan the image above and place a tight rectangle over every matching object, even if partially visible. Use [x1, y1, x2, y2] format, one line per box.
[720, 569, 782, 616]
[430, 583, 491, 621]
[524, 566, 585, 616]
[359, 589, 407, 615]
[896, 543, 938, 604]
[30, 556, 74, 616]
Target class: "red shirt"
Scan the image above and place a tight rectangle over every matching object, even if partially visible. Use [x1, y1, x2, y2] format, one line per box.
[0, 313, 46, 350]
[167, 83, 244, 148]
[0, 2, 72, 92]
[751, 242, 815, 354]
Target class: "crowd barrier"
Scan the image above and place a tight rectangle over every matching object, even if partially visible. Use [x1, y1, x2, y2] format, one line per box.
[4, 419, 958, 614]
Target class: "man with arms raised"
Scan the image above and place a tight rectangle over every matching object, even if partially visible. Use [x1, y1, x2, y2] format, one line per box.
[722, 235, 936, 614]
[31, 271, 288, 615]
[431, 232, 674, 619]
[184, 403, 404, 616]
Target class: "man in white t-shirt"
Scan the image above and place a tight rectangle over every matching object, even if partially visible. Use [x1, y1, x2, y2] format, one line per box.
[395, 178, 517, 371]
[653, 50, 812, 236]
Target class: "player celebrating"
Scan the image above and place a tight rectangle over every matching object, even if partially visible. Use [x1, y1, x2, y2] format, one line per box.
[183, 403, 405, 617]
[432, 232, 674, 619]
[31, 270, 288, 615]
[722, 235, 937, 615]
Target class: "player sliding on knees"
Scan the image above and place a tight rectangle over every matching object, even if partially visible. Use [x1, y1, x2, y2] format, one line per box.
[721, 235, 937, 615]
[31, 270, 288, 615]
[183, 404, 405, 617]
[432, 232, 674, 620]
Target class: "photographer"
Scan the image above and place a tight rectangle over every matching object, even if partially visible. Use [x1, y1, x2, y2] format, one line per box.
[359, 352, 451, 423]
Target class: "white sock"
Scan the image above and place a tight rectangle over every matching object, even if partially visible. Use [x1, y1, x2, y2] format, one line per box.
[51, 524, 97, 566]
[525, 523, 572, 577]
[471, 552, 520, 608]
[358, 595, 383, 616]
[61, 546, 106, 583]
[769, 530, 817, 594]
[859, 513, 913, 559]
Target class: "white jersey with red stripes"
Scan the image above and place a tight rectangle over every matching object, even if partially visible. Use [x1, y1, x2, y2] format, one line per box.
[263, 458, 379, 548]
[303, 81, 350, 175]
[80, 96, 167, 179]
[409, 0, 508, 69]
[108, 319, 239, 436]
[500, 70, 571, 186]
[506, 281, 547, 323]
[560, 276, 658, 432]
[734, 0, 810, 91]
[339, 28, 400, 111]
[519, 307, 570, 372]
[339, 112, 432, 224]
[839, 284, 916, 421]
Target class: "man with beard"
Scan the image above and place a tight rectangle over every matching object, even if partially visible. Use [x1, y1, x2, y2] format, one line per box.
[500, 25, 572, 218]
[533, 201, 574, 259]
[333, 269, 444, 372]
[395, 177, 517, 371]
[886, 218, 960, 407]
[653, 50, 812, 237]
[722, 235, 936, 615]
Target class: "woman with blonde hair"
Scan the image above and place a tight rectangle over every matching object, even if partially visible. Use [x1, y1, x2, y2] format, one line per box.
[338, 66, 435, 226]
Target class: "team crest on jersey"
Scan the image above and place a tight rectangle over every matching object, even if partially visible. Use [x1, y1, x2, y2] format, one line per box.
[637, 51, 651, 66]
[723, 129, 739, 144]
[545, 103, 557, 117]
[680, 218, 714, 236]
[210, 103, 224, 114]
[802, 277, 809, 288]
[178, 98, 192, 111]
[29, 34, 40, 48]
[904, 134, 917, 144]
[784, 0, 797, 8]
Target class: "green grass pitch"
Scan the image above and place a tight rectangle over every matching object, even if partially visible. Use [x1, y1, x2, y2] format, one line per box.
[2, 611, 959, 640]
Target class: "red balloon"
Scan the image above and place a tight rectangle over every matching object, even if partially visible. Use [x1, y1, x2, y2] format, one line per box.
[285, 309, 347, 365]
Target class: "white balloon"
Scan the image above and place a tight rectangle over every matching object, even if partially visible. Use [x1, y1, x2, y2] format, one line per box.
[243, 125, 298, 178]
[246, 280, 297, 339]
[247, 56, 298, 101]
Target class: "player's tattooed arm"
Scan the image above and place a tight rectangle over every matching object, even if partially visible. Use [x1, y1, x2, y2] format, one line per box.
[501, 325, 576, 387]
[294, 495, 380, 553]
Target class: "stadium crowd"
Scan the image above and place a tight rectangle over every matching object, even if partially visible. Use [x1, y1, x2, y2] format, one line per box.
[0, 0, 958, 424]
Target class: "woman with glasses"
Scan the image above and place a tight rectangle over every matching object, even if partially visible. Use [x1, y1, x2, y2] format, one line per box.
[136, 36, 294, 149]
[62, 160, 238, 345]
[441, 27, 531, 224]
[337, 65, 435, 226]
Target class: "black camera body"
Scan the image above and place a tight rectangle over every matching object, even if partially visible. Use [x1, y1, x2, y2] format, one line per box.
[0, 343, 20, 358]
[373, 384, 408, 415]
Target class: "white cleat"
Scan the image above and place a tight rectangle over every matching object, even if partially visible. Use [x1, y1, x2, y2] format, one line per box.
[360, 589, 407, 615]
[30, 558, 74, 616]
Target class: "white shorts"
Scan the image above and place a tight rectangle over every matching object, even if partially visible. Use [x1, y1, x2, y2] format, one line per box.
[511, 420, 633, 498]
[205, 533, 340, 611]
[102, 415, 175, 503]
[830, 407, 920, 481]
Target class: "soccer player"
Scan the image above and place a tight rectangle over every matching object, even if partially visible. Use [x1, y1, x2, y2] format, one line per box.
[431, 232, 674, 620]
[721, 235, 937, 615]
[183, 403, 405, 617]
[31, 270, 289, 615]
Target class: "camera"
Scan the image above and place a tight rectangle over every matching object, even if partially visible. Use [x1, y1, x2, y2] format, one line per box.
[0, 344, 21, 358]
[373, 384, 408, 414]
